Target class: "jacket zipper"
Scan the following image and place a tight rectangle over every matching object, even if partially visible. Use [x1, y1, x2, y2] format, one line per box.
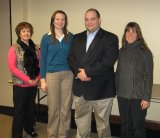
[132, 47, 138, 98]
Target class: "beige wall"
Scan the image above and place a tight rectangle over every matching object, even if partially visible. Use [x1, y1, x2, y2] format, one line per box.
[0, 0, 159, 121]
[0, 0, 13, 107]
[11, 0, 160, 84]
[1, 0, 160, 104]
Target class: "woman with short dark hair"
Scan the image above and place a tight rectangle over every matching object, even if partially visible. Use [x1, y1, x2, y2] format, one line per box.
[8, 22, 40, 138]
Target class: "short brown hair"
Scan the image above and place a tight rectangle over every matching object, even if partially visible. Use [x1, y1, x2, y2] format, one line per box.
[86, 8, 101, 18]
[15, 22, 33, 38]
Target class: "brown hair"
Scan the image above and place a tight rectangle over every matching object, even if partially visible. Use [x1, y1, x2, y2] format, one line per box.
[122, 22, 149, 50]
[85, 8, 101, 18]
[15, 22, 33, 39]
[50, 10, 68, 43]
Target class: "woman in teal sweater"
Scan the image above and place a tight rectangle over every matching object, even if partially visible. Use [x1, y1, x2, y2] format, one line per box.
[40, 10, 73, 138]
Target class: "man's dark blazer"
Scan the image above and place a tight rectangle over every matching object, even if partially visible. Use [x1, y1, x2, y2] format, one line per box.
[68, 28, 119, 100]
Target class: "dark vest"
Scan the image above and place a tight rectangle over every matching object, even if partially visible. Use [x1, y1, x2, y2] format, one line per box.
[11, 44, 38, 85]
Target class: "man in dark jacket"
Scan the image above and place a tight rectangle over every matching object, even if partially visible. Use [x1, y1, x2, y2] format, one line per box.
[68, 8, 119, 138]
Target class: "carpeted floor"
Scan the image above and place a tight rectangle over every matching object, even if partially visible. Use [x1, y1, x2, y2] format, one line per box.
[0, 114, 119, 138]
[0, 106, 160, 138]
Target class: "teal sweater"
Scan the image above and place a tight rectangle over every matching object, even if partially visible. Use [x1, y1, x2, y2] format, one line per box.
[40, 33, 73, 78]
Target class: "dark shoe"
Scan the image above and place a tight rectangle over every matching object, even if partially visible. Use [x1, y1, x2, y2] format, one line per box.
[26, 131, 38, 137]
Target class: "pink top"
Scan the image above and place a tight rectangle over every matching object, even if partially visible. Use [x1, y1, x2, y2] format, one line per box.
[8, 46, 40, 87]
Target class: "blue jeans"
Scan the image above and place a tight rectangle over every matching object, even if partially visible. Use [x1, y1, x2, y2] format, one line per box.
[118, 97, 147, 138]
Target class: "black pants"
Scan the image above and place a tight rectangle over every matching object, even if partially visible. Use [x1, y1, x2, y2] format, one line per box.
[12, 85, 37, 138]
[118, 97, 147, 138]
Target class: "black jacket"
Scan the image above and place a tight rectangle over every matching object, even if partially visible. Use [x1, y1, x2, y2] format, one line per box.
[68, 28, 119, 100]
[115, 41, 153, 101]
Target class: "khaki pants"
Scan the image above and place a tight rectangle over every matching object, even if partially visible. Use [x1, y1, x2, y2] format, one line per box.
[74, 96, 113, 138]
[46, 71, 73, 138]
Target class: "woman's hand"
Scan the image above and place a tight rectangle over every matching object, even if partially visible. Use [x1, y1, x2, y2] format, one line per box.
[40, 79, 48, 93]
[141, 100, 150, 110]
[28, 79, 37, 85]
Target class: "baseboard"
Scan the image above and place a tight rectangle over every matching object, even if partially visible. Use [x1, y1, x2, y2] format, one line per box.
[1, 104, 160, 131]
[0, 105, 14, 116]
[110, 115, 160, 131]
[34, 104, 160, 130]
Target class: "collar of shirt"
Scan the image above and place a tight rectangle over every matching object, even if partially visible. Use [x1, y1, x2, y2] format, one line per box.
[86, 28, 99, 51]
[47, 31, 65, 42]
[56, 34, 64, 42]
[47, 31, 69, 35]
[86, 27, 99, 36]
[47, 31, 51, 35]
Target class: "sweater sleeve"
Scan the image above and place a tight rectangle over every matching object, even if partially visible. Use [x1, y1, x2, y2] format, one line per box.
[8, 47, 30, 83]
[143, 50, 154, 101]
[40, 35, 48, 78]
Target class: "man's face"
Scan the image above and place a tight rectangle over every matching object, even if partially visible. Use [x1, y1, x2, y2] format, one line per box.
[85, 11, 101, 33]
